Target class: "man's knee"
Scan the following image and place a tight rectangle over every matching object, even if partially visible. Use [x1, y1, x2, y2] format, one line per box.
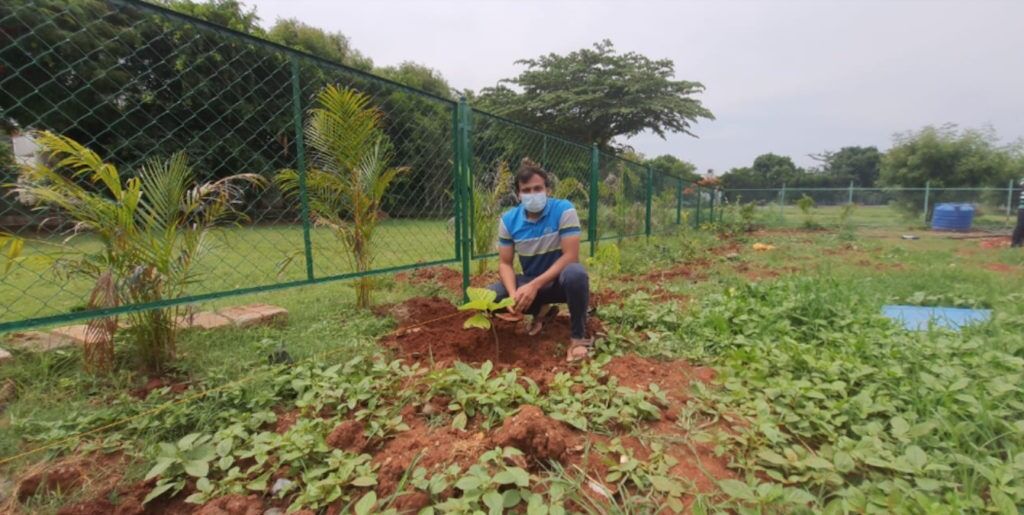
[560, 263, 589, 288]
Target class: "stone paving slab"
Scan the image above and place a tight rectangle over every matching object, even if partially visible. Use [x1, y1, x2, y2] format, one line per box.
[0, 304, 288, 363]
[217, 304, 288, 328]
[177, 311, 233, 330]
[4, 331, 78, 352]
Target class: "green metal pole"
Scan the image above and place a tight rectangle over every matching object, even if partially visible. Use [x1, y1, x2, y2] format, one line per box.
[695, 186, 702, 227]
[457, 98, 472, 301]
[848, 180, 854, 205]
[451, 104, 461, 261]
[675, 177, 683, 225]
[1007, 179, 1014, 226]
[779, 183, 786, 223]
[923, 181, 931, 224]
[645, 166, 653, 237]
[290, 57, 314, 282]
[708, 186, 715, 224]
[588, 144, 599, 257]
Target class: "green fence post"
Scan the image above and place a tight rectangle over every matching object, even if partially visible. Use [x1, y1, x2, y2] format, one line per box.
[542, 134, 548, 167]
[694, 186, 702, 227]
[779, 183, 786, 223]
[457, 98, 472, 301]
[1007, 179, 1014, 226]
[290, 56, 315, 282]
[923, 181, 931, 224]
[451, 105, 461, 262]
[675, 177, 683, 225]
[645, 166, 653, 237]
[588, 144, 599, 257]
[708, 187, 715, 224]
[848, 180, 854, 205]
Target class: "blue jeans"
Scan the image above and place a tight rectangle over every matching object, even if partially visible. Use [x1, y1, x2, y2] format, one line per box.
[486, 263, 589, 339]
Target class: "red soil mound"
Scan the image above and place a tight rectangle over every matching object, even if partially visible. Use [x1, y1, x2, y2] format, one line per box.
[491, 405, 575, 466]
[980, 237, 1010, 249]
[984, 262, 1019, 275]
[17, 465, 84, 501]
[395, 266, 464, 295]
[56, 478, 193, 515]
[382, 297, 603, 387]
[326, 419, 368, 453]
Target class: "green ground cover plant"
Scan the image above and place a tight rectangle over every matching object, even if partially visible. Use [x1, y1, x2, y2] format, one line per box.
[3, 226, 1024, 513]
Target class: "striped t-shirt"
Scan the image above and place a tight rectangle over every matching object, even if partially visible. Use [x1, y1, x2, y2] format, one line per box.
[497, 198, 582, 277]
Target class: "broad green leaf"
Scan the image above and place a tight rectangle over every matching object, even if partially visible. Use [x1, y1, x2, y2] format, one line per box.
[757, 449, 790, 467]
[463, 313, 492, 330]
[502, 488, 522, 508]
[184, 460, 209, 478]
[354, 491, 377, 515]
[719, 479, 756, 501]
[454, 475, 481, 491]
[833, 451, 855, 473]
[143, 481, 178, 505]
[145, 458, 175, 480]
[904, 446, 928, 470]
[452, 412, 468, 430]
[483, 491, 504, 514]
[493, 297, 516, 310]
[352, 476, 377, 487]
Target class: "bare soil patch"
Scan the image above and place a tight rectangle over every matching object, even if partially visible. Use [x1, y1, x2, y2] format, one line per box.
[381, 296, 603, 388]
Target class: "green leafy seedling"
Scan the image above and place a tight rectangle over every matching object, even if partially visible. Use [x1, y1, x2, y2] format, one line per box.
[459, 287, 516, 360]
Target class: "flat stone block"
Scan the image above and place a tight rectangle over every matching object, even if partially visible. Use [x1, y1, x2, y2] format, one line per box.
[177, 311, 232, 330]
[4, 331, 77, 352]
[50, 324, 112, 345]
[217, 304, 288, 328]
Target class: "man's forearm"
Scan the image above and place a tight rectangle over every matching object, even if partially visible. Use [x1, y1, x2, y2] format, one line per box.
[499, 262, 517, 296]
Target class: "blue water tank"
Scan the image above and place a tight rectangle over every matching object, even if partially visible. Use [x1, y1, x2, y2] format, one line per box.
[931, 203, 975, 231]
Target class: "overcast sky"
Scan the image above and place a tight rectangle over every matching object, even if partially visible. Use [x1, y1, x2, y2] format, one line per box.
[249, 0, 1024, 174]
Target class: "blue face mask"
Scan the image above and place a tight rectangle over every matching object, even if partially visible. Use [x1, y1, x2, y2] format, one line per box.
[520, 191, 548, 213]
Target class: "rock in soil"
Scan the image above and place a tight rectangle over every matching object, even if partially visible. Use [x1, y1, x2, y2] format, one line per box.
[491, 405, 575, 466]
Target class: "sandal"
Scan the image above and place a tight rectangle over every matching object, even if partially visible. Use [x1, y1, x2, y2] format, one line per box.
[524, 305, 559, 336]
[566, 337, 595, 363]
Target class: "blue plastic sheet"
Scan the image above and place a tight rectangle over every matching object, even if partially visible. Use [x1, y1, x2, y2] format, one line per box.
[882, 305, 991, 331]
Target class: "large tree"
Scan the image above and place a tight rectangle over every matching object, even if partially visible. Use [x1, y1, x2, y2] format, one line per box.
[477, 40, 713, 151]
[880, 125, 1023, 188]
[751, 153, 800, 185]
[267, 18, 373, 71]
[812, 146, 882, 186]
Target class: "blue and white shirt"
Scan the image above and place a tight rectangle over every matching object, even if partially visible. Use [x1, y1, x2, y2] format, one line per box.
[497, 199, 581, 277]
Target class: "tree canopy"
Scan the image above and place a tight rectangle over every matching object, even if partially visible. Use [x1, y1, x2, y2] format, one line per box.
[476, 40, 713, 151]
[880, 125, 1023, 188]
[812, 146, 881, 186]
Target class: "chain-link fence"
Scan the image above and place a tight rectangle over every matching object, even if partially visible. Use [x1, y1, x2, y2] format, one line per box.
[0, 0, 700, 332]
[720, 185, 1020, 231]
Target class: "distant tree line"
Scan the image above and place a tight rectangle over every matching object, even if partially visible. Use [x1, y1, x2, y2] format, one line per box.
[719, 126, 1024, 195]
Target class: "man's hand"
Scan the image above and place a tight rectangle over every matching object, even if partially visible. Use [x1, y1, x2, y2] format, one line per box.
[514, 282, 539, 313]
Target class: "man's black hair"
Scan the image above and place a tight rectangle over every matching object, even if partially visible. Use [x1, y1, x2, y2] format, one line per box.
[514, 157, 550, 191]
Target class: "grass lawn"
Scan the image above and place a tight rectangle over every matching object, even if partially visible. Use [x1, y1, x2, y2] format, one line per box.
[2, 223, 1024, 513]
[0, 219, 454, 326]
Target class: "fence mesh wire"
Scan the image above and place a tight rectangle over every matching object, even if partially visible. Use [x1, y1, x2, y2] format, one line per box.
[721, 187, 1019, 231]
[0, 0, 697, 332]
